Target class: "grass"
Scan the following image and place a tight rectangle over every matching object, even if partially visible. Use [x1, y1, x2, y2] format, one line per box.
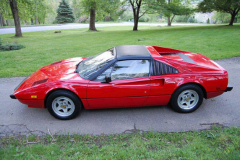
[0, 126, 240, 159]
[0, 25, 240, 77]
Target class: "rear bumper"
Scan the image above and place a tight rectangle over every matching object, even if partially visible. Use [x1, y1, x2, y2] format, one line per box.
[10, 94, 16, 99]
[18, 99, 45, 108]
[225, 85, 233, 92]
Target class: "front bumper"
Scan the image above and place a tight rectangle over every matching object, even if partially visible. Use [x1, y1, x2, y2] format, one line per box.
[10, 94, 16, 99]
[225, 85, 233, 92]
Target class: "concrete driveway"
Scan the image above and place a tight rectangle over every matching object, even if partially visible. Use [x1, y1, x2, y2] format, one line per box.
[0, 57, 239, 136]
[0, 22, 208, 35]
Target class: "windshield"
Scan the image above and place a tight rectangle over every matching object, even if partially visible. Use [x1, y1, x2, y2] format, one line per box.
[78, 49, 115, 79]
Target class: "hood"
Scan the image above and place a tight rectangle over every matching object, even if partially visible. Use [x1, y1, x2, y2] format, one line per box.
[15, 57, 85, 91]
[40, 57, 85, 76]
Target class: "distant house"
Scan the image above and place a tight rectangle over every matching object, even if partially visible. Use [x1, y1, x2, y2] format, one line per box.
[195, 12, 215, 23]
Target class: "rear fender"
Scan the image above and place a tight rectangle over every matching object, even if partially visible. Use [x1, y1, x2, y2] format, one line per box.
[175, 81, 207, 99]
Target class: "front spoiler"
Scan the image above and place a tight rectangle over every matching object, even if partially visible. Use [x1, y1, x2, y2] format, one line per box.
[225, 85, 233, 92]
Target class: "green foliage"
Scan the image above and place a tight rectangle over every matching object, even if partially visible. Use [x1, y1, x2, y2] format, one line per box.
[207, 18, 210, 23]
[56, 0, 75, 23]
[162, 1, 193, 17]
[120, 10, 133, 21]
[198, 0, 240, 25]
[81, 0, 121, 21]
[0, 127, 240, 159]
[188, 16, 197, 23]
[173, 15, 190, 22]
[0, 25, 240, 77]
[0, 0, 53, 25]
[153, 0, 194, 25]
[72, 0, 83, 21]
[0, 39, 25, 51]
[212, 11, 231, 24]
[198, 0, 240, 13]
[120, 7, 157, 23]
[0, 0, 11, 20]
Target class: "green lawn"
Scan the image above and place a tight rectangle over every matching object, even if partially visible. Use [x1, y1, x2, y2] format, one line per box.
[0, 25, 240, 77]
[0, 126, 240, 159]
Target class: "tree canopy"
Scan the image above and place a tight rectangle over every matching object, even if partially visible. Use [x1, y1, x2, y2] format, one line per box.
[153, 0, 194, 26]
[81, 0, 121, 31]
[198, 0, 240, 25]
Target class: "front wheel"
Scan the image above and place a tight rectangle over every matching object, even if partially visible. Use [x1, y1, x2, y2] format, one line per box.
[170, 84, 203, 113]
[46, 90, 82, 120]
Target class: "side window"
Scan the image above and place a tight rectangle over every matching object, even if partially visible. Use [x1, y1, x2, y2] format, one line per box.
[95, 66, 113, 81]
[111, 60, 149, 80]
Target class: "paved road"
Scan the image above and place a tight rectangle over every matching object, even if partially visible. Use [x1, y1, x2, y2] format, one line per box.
[0, 57, 239, 136]
[0, 22, 208, 35]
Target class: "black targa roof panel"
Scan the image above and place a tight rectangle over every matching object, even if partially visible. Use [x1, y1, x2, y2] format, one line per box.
[115, 45, 151, 59]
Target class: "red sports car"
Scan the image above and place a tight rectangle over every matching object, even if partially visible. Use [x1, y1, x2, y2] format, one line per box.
[10, 45, 233, 120]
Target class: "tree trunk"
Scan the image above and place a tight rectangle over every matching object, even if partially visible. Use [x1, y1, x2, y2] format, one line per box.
[130, 0, 142, 31]
[31, 18, 33, 24]
[35, 16, 37, 25]
[6, 20, 9, 26]
[0, 13, 3, 26]
[228, 9, 239, 26]
[133, 14, 139, 31]
[2, 16, 6, 26]
[89, 9, 97, 31]
[35, 0, 37, 25]
[167, 0, 171, 26]
[229, 13, 235, 26]
[170, 15, 175, 25]
[168, 17, 171, 26]
[9, 0, 22, 37]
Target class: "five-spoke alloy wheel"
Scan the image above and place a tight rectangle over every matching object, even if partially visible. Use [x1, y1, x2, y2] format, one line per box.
[171, 84, 203, 113]
[46, 90, 82, 120]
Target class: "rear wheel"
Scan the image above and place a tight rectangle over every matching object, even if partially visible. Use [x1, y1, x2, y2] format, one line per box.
[171, 84, 203, 113]
[46, 90, 81, 120]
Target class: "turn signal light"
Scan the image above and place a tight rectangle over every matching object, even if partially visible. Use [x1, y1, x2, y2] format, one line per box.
[31, 95, 38, 99]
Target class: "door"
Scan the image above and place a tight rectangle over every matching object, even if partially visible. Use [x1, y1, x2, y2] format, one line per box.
[87, 60, 151, 109]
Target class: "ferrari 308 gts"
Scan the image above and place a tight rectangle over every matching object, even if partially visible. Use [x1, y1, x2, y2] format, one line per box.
[10, 45, 233, 120]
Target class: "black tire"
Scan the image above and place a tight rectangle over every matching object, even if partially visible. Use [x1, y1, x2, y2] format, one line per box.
[46, 90, 82, 120]
[170, 84, 203, 113]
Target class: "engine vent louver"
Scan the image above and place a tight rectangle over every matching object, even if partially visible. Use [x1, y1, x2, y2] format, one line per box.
[32, 79, 48, 86]
[152, 60, 178, 76]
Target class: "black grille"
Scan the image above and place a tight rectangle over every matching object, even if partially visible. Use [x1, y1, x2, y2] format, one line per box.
[152, 60, 178, 76]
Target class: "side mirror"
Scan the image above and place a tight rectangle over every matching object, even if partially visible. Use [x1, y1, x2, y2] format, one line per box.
[102, 74, 111, 83]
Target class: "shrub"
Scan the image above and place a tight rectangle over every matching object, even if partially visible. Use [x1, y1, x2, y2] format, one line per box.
[0, 39, 25, 51]
[188, 17, 197, 23]
[207, 18, 210, 24]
